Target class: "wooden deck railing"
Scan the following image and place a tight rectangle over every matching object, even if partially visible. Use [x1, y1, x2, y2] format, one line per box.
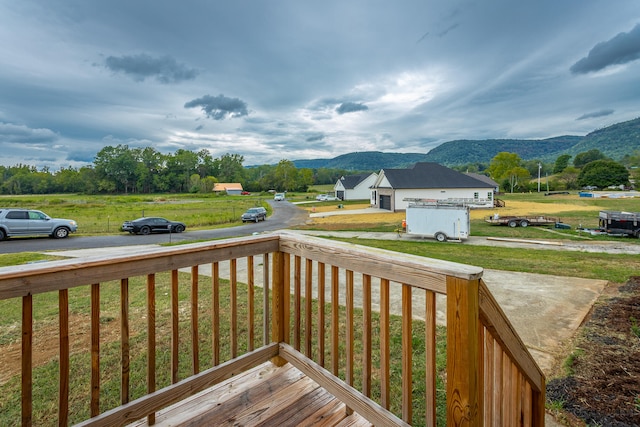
[0, 232, 545, 426]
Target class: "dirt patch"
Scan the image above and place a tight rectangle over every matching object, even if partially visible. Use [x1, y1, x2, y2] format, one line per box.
[546, 277, 640, 426]
[302, 200, 599, 226]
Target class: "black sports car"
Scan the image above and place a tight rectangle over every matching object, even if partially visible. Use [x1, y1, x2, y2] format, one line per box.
[121, 217, 186, 235]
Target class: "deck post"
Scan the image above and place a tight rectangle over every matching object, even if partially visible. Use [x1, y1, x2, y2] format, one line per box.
[271, 250, 287, 366]
[446, 276, 481, 426]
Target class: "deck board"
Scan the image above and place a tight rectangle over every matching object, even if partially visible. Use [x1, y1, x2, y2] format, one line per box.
[128, 362, 372, 427]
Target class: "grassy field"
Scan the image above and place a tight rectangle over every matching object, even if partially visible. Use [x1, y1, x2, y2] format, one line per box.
[0, 193, 274, 235]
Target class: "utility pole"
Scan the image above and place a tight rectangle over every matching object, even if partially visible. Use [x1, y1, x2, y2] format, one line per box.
[537, 162, 542, 192]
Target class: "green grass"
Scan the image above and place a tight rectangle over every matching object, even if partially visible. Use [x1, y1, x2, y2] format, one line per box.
[0, 193, 272, 235]
[0, 253, 63, 268]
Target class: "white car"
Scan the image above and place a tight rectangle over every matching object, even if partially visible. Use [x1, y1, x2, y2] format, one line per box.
[274, 193, 285, 201]
[316, 194, 337, 201]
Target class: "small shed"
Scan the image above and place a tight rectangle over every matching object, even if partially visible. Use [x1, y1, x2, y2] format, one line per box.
[213, 183, 244, 195]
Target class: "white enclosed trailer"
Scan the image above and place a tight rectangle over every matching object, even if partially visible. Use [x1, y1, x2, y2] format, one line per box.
[405, 201, 470, 242]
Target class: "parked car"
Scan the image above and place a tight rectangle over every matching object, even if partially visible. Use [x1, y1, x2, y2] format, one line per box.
[0, 208, 78, 240]
[121, 217, 186, 235]
[241, 207, 267, 222]
[316, 194, 338, 201]
[274, 193, 285, 201]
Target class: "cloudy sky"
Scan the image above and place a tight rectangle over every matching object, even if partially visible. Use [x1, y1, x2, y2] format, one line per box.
[1, 1, 639, 169]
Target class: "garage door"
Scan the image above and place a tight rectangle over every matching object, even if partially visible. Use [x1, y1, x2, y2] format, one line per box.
[379, 195, 391, 210]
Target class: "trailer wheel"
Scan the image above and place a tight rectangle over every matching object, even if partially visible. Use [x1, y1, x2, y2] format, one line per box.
[435, 232, 447, 242]
[520, 220, 529, 227]
[508, 220, 518, 228]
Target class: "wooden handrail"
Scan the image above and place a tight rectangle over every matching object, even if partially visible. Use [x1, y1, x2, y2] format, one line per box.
[0, 233, 544, 426]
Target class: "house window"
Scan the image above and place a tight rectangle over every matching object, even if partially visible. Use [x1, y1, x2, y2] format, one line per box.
[473, 192, 479, 199]
[487, 192, 493, 200]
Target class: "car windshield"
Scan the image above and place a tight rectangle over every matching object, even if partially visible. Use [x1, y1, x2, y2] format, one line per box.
[246, 208, 260, 213]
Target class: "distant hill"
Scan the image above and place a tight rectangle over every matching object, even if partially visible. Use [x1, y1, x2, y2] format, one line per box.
[565, 117, 640, 160]
[291, 117, 640, 170]
[293, 151, 426, 171]
[422, 136, 583, 166]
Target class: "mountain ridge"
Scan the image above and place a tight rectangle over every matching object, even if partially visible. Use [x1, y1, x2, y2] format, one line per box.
[292, 117, 640, 170]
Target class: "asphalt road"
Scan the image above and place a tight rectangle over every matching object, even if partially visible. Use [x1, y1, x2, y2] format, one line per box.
[0, 200, 309, 254]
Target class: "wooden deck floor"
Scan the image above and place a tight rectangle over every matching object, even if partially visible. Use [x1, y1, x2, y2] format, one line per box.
[128, 362, 373, 427]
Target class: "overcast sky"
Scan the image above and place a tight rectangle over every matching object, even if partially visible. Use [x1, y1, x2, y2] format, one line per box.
[1, 1, 639, 169]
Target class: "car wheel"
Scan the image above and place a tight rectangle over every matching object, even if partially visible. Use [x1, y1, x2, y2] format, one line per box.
[52, 227, 69, 239]
[435, 232, 447, 242]
[140, 226, 151, 235]
[174, 225, 185, 233]
[520, 220, 529, 228]
[0, 229, 5, 241]
[254, 217, 259, 223]
[508, 220, 518, 228]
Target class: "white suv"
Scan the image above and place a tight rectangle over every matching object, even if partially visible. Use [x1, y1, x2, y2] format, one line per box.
[274, 193, 285, 201]
[0, 208, 78, 240]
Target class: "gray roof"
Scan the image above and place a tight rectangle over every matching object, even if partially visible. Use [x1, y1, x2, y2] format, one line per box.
[381, 162, 495, 189]
[340, 174, 370, 189]
[464, 172, 499, 188]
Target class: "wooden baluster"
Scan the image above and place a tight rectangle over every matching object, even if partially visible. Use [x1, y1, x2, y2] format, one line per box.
[120, 278, 130, 405]
[380, 278, 390, 410]
[171, 270, 179, 384]
[230, 259, 238, 359]
[293, 256, 301, 351]
[331, 265, 339, 377]
[346, 270, 354, 387]
[146, 274, 156, 426]
[317, 262, 325, 367]
[90, 284, 100, 417]
[212, 262, 220, 366]
[59, 289, 69, 426]
[362, 274, 371, 398]
[22, 294, 32, 427]
[248, 256, 254, 352]
[402, 284, 412, 423]
[305, 259, 312, 358]
[191, 266, 199, 374]
[425, 290, 437, 427]
[262, 253, 270, 346]
[283, 253, 291, 344]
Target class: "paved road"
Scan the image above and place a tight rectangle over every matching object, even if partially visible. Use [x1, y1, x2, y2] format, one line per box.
[0, 200, 309, 254]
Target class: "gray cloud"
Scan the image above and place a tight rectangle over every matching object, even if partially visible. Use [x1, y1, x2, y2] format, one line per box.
[184, 94, 249, 120]
[576, 109, 615, 120]
[66, 152, 96, 163]
[336, 102, 369, 115]
[104, 54, 198, 83]
[570, 23, 640, 74]
[0, 122, 58, 143]
[306, 133, 325, 142]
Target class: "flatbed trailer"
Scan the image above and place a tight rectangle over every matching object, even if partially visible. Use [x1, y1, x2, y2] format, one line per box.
[484, 215, 559, 228]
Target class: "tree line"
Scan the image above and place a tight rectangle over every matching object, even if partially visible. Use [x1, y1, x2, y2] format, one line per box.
[454, 149, 640, 193]
[0, 145, 352, 195]
[1, 145, 638, 195]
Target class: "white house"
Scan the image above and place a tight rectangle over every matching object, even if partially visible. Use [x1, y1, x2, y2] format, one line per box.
[334, 173, 378, 201]
[370, 162, 495, 211]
